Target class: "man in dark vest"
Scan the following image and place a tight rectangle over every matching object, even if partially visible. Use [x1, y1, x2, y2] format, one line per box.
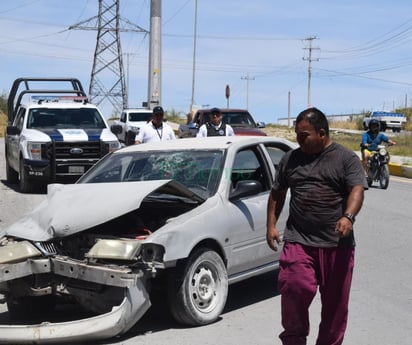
[196, 107, 235, 137]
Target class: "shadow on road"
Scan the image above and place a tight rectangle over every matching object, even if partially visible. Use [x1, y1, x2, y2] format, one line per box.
[0, 271, 280, 344]
[100, 271, 280, 344]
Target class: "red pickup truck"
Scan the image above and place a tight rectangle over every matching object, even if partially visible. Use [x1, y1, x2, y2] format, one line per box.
[178, 108, 266, 138]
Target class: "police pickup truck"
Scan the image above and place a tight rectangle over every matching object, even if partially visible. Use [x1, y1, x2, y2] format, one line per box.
[5, 77, 121, 193]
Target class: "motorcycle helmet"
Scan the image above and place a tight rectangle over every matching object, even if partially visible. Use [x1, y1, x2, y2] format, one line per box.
[368, 118, 380, 131]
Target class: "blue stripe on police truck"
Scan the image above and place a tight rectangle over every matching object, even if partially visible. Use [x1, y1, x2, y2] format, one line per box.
[41, 129, 103, 142]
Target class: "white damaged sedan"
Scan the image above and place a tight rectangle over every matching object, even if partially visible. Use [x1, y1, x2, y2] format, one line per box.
[0, 136, 295, 344]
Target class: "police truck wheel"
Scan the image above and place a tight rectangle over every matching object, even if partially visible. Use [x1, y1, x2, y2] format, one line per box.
[19, 159, 32, 193]
[6, 158, 19, 184]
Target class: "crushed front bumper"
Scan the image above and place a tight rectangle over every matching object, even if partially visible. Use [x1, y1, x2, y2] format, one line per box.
[0, 256, 151, 344]
[0, 283, 150, 344]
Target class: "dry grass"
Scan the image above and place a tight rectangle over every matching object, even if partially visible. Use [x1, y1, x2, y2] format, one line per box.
[0, 112, 6, 137]
[264, 122, 412, 159]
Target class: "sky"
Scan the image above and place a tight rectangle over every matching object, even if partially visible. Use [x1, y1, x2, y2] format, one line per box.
[1, 0, 412, 124]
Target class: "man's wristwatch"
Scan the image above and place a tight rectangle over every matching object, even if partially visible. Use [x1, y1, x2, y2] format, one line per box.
[343, 213, 355, 224]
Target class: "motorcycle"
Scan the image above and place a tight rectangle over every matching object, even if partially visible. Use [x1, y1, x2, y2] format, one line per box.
[366, 144, 391, 189]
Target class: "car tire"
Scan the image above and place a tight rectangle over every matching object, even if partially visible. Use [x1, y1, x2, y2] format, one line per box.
[19, 158, 32, 193]
[5, 156, 19, 184]
[125, 131, 136, 146]
[168, 248, 228, 326]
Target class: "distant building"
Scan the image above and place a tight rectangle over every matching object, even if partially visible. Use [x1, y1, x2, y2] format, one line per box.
[277, 113, 364, 126]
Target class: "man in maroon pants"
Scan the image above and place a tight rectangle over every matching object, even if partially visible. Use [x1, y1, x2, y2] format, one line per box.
[266, 107, 367, 345]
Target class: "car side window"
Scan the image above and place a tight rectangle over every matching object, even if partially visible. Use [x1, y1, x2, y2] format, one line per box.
[264, 144, 292, 173]
[231, 148, 270, 192]
[14, 108, 26, 130]
[120, 112, 126, 122]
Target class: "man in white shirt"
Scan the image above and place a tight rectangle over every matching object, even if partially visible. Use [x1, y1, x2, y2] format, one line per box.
[135, 106, 176, 144]
[196, 107, 235, 137]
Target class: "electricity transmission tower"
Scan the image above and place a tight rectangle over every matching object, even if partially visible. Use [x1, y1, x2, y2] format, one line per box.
[69, 0, 148, 115]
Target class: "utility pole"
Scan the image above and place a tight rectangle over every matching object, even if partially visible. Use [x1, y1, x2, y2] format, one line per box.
[148, 0, 162, 109]
[190, 0, 198, 113]
[303, 36, 319, 108]
[288, 91, 291, 127]
[241, 73, 255, 110]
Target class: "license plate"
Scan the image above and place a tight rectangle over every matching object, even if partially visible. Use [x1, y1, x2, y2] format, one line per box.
[69, 166, 85, 174]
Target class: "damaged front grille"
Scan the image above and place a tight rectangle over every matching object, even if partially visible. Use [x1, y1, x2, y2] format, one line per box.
[35, 241, 58, 255]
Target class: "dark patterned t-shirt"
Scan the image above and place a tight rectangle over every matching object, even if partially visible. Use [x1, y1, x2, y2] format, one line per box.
[272, 142, 367, 248]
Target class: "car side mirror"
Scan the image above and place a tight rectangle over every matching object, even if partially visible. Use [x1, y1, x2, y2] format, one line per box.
[110, 124, 123, 135]
[256, 121, 266, 128]
[6, 126, 21, 136]
[229, 180, 263, 200]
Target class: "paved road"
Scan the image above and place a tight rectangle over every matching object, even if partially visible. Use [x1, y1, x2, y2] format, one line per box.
[1, 138, 412, 344]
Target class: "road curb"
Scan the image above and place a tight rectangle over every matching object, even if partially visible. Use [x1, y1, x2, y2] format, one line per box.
[389, 163, 412, 178]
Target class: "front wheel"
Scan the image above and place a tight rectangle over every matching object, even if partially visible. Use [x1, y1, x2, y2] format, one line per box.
[379, 164, 389, 189]
[168, 248, 228, 326]
[5, 157, 19, 184]
[125, 131, 136, 146]
[19, 159, 33, 193]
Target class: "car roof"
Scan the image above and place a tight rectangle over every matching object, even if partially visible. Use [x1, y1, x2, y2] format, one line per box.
[123, 108, 152, 113]
[23, 102, 99, 109]
[116, 136, 296, 154]
[195, 108, 250, 113]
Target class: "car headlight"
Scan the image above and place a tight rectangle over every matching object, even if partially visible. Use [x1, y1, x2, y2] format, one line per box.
[106, 141, 121, 152]
[27, 142, 45, 160]
[86, 239, 142, 260]
[129, 126, 140, 133]
[0, 240, 42, 264]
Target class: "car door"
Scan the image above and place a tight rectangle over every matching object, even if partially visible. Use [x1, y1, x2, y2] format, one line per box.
[119, 111, 127, 142]
[6, 107, 26, 169]
[224, 144, 283, 278]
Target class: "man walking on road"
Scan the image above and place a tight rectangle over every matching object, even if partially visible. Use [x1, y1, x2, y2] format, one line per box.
[266, 107, 367, 345]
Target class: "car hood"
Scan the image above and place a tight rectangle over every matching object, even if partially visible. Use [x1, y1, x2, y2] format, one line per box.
[1, 180, 204, 242]
[233, 127, 267, 136]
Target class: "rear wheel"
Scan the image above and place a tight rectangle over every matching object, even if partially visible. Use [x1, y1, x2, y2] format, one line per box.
[366, 164, 374, 187]
[379, 165, 389, 189]
[168, 248, 228, 326]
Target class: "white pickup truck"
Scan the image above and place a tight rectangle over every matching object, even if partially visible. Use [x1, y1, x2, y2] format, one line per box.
[111, 108, 153, 145]
[5, 77, 121, 193]
[363, 111, 407, 132]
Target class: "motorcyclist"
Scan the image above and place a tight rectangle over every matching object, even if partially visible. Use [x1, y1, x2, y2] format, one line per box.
[361, 118, 396, 173]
